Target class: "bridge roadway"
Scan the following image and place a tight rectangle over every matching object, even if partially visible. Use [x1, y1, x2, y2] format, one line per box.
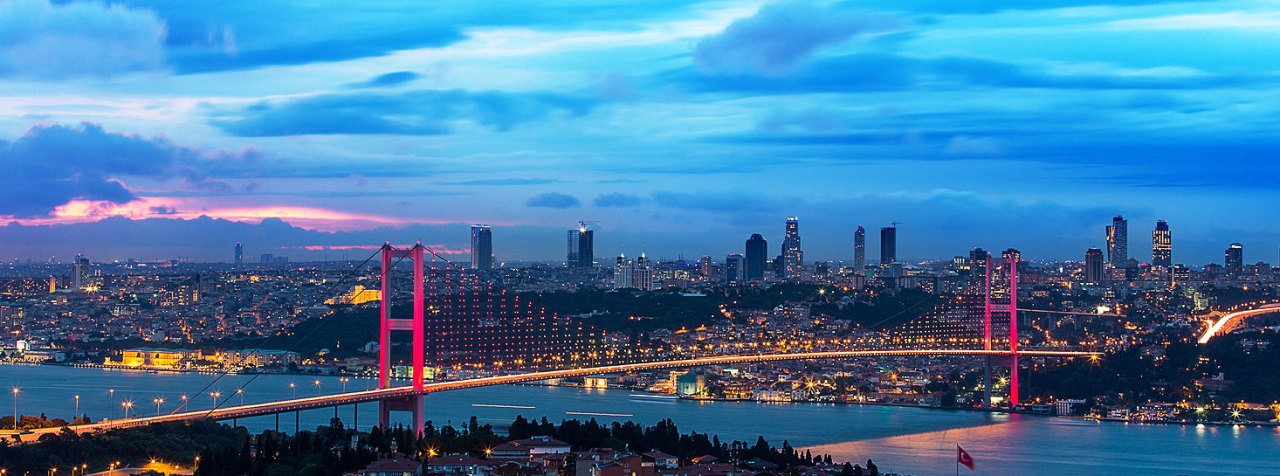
[46, 348, 1096, 434]
[1197, 302, 1280, 344]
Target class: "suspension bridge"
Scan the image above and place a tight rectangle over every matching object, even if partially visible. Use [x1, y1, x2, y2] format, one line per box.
[21, 245, 1106, 441]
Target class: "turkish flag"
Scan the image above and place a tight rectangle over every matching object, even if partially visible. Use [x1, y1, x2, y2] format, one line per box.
[957, 445, 975, 470]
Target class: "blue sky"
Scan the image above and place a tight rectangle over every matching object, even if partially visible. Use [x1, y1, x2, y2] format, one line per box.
[1, 0, 1278, 265]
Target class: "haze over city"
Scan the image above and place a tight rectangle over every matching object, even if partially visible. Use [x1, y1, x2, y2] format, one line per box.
[3, 0, 1280, 263]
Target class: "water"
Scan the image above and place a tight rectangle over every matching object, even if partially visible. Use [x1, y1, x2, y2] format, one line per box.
[3, 365, 1278, 476]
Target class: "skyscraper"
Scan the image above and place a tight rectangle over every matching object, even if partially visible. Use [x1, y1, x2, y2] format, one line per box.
[745, 234, 767, 281]
[1085, 248, 1104, 283]
[781, 217, 802, 279]
[725, 253, 745, 283]
[1106, 215, 1128, 266]
[969, 248, 989, 290]
[853, 225, 865, 276]
[613, 253, 633, 289]
[234, 242, 243, 265]
[880, 226, 897, 267]
[1225, 243, 1244, 276]
[567, 223, 594, 268]
[1152, 220, 1171, 269]
[72, 253, 89, 290]
[470, 225, 493, 270]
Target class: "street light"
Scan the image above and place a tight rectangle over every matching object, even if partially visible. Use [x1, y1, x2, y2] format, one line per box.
[73, 395, 79, 423]
[153, 397, 164, 416]
[108, 389, 115, 420]
[340, 377, 349, 393]
[236, 388, 244, 405]
[289, 382, 296, 399]
[121, 401, 133, 419]
[11, 388, 18, 431]
[210, 391, 221, 410]
[313, 379, 321, 395]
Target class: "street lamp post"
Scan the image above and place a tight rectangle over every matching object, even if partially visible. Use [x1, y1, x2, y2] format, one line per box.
[121, 401, 133, 419]
[210, 392, 221, 410]
[108, 389, 115, 420]
[11, 388, 18, 431]
[313, 379, 321, 396]
[289, 382, 296, 399]
[340, 377, 349, 393]
[236, 388, 243, 406]
[153, 398, 164, 416]
[73, 395, 79, 423]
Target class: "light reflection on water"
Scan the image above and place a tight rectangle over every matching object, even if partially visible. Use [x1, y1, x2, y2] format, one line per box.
[3, 365, 1278, 476]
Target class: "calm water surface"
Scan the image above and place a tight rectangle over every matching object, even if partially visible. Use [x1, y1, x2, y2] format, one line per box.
[2, 365, 1276, 476]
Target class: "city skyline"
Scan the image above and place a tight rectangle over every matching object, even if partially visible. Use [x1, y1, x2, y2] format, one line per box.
[3, 0, 1280, 264]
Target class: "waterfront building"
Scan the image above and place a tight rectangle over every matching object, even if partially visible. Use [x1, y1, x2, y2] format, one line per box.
[470, 225, 493, 270]
[745, 234, 767, 281]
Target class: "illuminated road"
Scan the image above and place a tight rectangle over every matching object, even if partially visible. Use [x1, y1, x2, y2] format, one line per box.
[1197, 303, 1280, 344]
[37, 348, 1097, 436]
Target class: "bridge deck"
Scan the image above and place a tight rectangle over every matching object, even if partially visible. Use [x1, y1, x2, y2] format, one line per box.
[67, 349, 1098, 430]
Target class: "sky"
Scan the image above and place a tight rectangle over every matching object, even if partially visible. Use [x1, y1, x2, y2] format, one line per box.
[1, 0, 1279, 265]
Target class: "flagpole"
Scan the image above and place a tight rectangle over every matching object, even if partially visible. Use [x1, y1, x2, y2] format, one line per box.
[956, 445, 960, 476]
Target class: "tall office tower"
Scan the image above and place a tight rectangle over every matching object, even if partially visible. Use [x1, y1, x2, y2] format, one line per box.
[1085, 248, 1104, 283]
[745, 234, 767, 281]
[613, 253, 634, 289]
[567, 224, 595, 268]
[725, 254, 745, 283]
[1225, 243, 1244, 276]
[854, 225, 866, 276]
[470, 225, 493, 270]
[969, 248, 989, 290]
[781, 217, 803, 279]
[1001, 248, 1020, 262]
[880, 226, 897, 266]
[72, 253, 89, 290]
[633, 253, 656, 291]
[234, 242, 243, 265]
[1152, 220, 1171, 269]
[1106, 215, 1128, 266]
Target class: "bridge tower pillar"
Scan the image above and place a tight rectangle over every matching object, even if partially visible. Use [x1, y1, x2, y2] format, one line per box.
[984, 256, 1019, 407]
[378, 243, 427, 436]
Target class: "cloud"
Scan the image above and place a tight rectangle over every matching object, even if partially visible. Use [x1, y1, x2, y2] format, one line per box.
[444, 178, 561, 186]
[694, 1, 896, 74]
[135, 0, 705, 74]
[0, 122, 251, 218]
[593, 193, 646, 207]
[212, 89, 596, 136]
[0, 0, 166, 78]
[346, 71, 420, 88]
[526, 192, 580, 208]
[668, 52, 1263, 95]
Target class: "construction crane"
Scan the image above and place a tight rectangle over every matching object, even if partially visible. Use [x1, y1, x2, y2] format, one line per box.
[889, 221, 903, 228]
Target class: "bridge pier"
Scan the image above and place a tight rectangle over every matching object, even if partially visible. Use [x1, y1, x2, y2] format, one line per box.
[378, 395, 424, 436]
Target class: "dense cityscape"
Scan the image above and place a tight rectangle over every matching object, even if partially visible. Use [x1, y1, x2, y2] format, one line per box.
[5, 0, 1280, 474]
[2, 215, 1277, 426]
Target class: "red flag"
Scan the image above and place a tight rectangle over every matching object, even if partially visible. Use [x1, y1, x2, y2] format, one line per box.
[957, 445, 975, 470]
